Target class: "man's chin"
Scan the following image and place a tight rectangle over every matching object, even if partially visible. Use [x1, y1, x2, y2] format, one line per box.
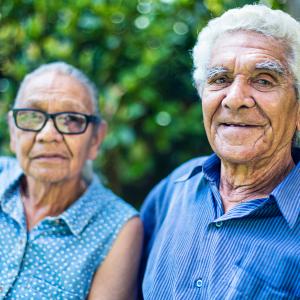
[215, 146, 266, 164]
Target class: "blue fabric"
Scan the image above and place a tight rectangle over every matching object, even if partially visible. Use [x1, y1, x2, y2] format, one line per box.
[0, 157, 137, 300]
[141, 151, 300, 300]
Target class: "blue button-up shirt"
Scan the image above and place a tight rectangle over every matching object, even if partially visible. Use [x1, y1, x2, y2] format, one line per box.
[0, 157, 137, 300]
[141, 150, 300, 299]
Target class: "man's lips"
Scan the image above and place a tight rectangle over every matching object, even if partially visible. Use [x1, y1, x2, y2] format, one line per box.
[220, 123, 262, 128]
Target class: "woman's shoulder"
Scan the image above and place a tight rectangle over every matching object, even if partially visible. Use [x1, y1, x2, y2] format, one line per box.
[0, 157, 23, 194]
[0, 156, 21, 174]
[81, 176, 139, 244]
[87, 176, 138, 221]
[78, 177, 140, 267]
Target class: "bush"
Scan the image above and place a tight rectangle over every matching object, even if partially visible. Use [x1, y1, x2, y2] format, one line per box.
[0, 0, 286, 207]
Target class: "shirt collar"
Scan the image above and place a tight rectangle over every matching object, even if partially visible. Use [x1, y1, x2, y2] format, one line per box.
[174, 150, 300, 228]
[0, 159, 108, 236]
[175, 153, 219, 183]
[271, 160, 300, 228]
[57, 175, 109, 236]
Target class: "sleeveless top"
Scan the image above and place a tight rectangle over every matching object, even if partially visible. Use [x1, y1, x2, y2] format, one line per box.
[0, 157, 138, 300]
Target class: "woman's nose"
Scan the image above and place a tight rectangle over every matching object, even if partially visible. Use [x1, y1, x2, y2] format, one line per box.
[35, 119, 63, 143]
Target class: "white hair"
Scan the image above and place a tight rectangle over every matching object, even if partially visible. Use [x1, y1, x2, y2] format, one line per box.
[193, 5, 300, 96]
[192, 4, 300, 147]
[15, 61, 100, 116]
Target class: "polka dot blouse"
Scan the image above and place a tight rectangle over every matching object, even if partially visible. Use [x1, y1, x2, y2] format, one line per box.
[0, 157, 138, 299]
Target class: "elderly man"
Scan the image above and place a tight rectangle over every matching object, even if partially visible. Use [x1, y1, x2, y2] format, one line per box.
[141, 5, 300, 299]
[0, 62, 143, 299]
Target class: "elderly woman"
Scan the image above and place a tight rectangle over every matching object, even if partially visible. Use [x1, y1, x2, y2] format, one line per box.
[0, 62, 143, 299]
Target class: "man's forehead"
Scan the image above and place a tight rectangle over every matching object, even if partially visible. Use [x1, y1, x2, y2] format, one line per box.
[206, 31, 290, 76]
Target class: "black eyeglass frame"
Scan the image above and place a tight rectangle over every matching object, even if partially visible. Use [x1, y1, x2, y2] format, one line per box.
[12, 108, 101, 135]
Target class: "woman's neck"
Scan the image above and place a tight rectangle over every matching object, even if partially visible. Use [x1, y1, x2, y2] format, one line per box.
[21, 176, 87, 230]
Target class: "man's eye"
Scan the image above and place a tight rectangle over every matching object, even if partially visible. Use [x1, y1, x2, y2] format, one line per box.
[206, 76, 232, 90]
[208, 76, 230, 85]
[252, 76, 276, 91]
[255, 79, 272, 86]
[215, 77, 227, 84]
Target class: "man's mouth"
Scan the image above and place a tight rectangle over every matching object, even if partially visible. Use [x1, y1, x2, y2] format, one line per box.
[220, 123, 261, 128]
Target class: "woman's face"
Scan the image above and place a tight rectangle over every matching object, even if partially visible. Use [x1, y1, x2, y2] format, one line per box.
[9, 71, 105, 184]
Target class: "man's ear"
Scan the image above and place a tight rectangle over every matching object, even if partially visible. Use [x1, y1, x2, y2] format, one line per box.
[297, 103, 300, 129]
[8, 111, 16, 154]
[88, 120, 107, 160]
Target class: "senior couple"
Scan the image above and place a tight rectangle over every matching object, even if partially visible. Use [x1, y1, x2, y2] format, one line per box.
[0, 4, 299, 300]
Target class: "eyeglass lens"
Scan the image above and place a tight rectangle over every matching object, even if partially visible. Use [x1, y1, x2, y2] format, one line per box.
[15, 111, 88, 133]
[56, 113, 86, 133]
[16, 110, 45, 131]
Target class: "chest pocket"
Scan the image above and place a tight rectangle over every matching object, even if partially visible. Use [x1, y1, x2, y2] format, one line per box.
[27, 276, 82, 300]
[224, 265, 299, 300]
[223, 242, 300, 300]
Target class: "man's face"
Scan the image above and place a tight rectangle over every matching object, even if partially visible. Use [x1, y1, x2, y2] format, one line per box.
[201, 31, 300, 164]
[9, 71, 105, 183]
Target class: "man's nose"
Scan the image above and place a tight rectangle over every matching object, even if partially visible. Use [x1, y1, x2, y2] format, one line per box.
[36, 119, 63, 142]
[222, 78, 255, 110]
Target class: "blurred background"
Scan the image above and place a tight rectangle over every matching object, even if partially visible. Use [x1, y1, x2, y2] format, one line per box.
[0, 0, 297, 208]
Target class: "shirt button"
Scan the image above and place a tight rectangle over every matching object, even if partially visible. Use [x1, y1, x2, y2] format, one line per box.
[55, 219, 61, 225]
[0, 286, 3, 292]
[18, 239, 25, 249]
[215, 221, 223, 228]
[195, 279, 203, 288]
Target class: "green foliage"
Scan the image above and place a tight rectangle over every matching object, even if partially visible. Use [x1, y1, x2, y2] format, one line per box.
[0, 0, 286, 207]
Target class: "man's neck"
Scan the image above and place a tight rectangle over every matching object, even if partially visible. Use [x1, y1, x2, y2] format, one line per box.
[219, 147, 295, 212]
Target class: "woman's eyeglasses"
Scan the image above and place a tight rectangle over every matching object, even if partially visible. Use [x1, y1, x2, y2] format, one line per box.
[12, 108, 101, 135]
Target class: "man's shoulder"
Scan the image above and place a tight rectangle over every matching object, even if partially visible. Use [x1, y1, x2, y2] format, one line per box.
[166, 155, 208, 182]
[140, 155, 210, 264]
[141, 155, 209, 219]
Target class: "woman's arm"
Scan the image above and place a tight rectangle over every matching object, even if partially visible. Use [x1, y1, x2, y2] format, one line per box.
[88, 217, 144, 300]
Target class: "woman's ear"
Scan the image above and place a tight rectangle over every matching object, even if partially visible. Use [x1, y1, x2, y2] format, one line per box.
[8, 111, 16, 153]
[88, 120, 107, 160]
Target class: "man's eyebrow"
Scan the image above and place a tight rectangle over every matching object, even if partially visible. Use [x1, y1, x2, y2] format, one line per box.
[206, 66, 229, 79]
[255, 61, 286, 76]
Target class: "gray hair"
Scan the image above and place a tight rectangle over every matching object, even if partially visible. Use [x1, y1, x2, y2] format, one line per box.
[193, 4, 300, 147]
[15, 61, 100, 116]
